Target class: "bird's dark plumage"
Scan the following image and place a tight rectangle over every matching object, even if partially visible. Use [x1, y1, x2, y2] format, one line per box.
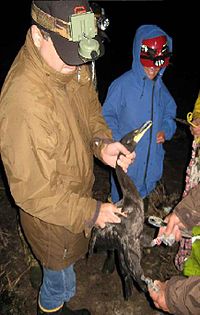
[89, 121, 152, 300]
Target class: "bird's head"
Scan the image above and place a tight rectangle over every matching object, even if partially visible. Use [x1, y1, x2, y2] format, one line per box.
[120, 120, 152, 152]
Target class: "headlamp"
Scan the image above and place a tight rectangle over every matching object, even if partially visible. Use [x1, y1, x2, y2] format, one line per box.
[97, 16, 110, 31]
[90, 3, 110, 32]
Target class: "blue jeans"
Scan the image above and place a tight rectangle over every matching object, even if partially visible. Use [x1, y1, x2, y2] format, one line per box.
[39, 264, 76, 311]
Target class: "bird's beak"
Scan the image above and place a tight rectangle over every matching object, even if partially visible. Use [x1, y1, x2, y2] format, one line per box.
[133, 120, 152, 143]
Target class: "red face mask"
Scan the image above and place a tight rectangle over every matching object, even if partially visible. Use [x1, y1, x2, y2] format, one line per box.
[140, 35, 171, 68]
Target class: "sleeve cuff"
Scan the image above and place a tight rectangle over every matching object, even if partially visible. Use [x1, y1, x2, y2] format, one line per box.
[91, 137, 114, 161]
[85, 200, 101, 229]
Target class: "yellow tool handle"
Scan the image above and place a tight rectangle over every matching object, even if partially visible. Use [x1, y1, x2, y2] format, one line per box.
[187, 112, 197, 128]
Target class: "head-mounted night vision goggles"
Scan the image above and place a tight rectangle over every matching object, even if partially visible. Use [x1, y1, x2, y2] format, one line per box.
[31, 2, 101, 63]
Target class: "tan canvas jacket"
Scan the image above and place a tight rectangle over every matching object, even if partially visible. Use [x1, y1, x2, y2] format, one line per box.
[166, 275, 200, 315]
[0, 30, 112, 269]
[166, 184, 200, 314]
[192, 92, 200, 119]
[174, 183, 200, 231]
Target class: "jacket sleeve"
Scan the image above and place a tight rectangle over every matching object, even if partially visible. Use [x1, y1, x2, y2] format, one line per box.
[102, 80, 123, 141]
[173, 184, 200, 230]
[86, 81, 113, 160]
[161, 89, 177, 140]
[192, 92, 200, 119]
[165, 275, 200, 315]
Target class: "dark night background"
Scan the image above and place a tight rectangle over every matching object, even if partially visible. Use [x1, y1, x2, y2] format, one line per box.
[0, 2, 199, 314]
[0, 0, 199, 117]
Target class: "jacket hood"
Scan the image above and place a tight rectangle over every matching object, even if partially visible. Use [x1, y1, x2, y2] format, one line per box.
[132, 24, 172, 79]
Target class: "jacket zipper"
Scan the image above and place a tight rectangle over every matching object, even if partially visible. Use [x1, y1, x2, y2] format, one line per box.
[143, 80, 155, 193]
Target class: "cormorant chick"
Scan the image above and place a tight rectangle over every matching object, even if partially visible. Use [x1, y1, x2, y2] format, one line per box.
[89, 120, 152, 300]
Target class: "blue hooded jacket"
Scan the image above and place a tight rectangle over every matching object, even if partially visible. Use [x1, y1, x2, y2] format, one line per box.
[102, 24, 177, 200]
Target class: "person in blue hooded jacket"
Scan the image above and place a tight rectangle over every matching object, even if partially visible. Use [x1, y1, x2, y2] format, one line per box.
[102, 24, 177, 203]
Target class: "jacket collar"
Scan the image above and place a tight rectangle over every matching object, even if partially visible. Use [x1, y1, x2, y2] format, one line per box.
[24, 30, 91, 87]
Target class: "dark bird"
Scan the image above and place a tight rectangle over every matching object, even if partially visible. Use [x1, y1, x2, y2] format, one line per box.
[89, 120, 152, 300]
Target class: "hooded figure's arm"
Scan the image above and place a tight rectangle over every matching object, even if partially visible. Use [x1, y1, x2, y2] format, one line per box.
[161, 89, 177, 140]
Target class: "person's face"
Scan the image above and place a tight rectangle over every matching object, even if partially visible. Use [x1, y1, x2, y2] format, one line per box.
[143, 66, 161, 80]
[32, 26, 77, 74]
[40, 36, 77, 74]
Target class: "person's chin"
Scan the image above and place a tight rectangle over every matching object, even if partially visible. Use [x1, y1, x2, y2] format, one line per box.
[61, 65, 77, 74]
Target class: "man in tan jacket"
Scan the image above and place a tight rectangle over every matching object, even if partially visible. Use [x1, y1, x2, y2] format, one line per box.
[148, 183, 200, 314]
[0, 1, 135, 315]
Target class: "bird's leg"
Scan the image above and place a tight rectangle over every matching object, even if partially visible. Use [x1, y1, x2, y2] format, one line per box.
[117, 250, 134, 300]
[102, 249, 116, 274]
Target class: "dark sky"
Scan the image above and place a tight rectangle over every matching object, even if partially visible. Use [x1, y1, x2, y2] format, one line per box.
[0, 1, 199, 116]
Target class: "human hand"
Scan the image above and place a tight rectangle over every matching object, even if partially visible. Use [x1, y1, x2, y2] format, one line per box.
[95, 203, 127, 229]
[148, 280, 170, 313]
[158, 212, 186, 242]
[190, 118, 200, 137]
[101, 142, 135, 172]
[156, 131, 165, 144]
